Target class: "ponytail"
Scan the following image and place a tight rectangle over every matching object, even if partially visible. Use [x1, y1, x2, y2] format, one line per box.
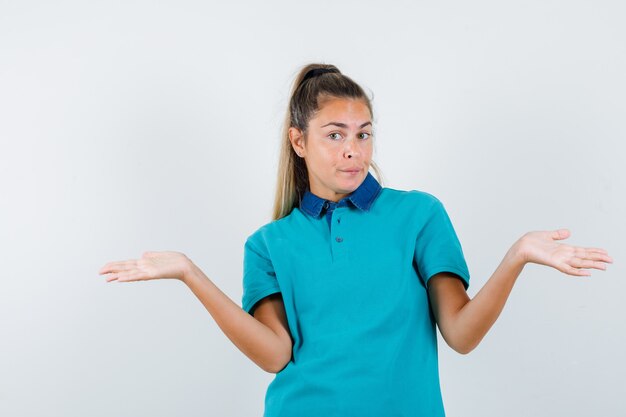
[271, 63, 383, 220]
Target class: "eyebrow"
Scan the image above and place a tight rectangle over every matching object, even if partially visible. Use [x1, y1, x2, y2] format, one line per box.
[320, 121, 372, 129]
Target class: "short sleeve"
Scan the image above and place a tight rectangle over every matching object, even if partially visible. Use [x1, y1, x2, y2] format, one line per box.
[414, 197, 470, 290]
[241, 231, 281, 315]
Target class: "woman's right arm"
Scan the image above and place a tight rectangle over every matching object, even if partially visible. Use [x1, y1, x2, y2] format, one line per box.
[183, 260, 292, 373]
[100, 251, 292, 373]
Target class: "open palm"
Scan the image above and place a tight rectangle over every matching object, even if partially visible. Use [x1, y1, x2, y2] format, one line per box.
[519, 229, 612, 276]
[99, 251, 189, 282]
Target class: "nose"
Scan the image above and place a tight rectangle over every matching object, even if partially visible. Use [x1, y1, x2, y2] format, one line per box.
[343, 137, 358, 159]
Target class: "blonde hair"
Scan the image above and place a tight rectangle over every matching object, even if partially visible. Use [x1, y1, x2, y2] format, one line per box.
[272, 63, 384, 220]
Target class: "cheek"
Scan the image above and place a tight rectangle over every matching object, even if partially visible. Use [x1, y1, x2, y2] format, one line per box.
[309, 143, 337, 165]
[361, 141, 374, 158]
[320, 144, 340, 160]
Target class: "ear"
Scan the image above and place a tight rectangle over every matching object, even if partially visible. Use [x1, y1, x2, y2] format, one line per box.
[288, 127, 306, 157]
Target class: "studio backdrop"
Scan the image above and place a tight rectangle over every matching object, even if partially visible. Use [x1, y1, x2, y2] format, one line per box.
[0, 1, 624, 416]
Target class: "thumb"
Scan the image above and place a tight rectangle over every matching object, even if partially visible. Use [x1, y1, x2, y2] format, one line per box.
[551, 228, 570, 241]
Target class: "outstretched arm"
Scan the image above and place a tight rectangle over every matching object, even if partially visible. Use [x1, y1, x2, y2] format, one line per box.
[99, 252, 292, 373]
[428, 229, 613, 354]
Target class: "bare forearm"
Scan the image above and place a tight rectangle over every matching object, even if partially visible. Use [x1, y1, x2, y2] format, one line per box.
[452, 242, 526, 353]
[433, 229, 611, 354]
[182, 260, 289, 373]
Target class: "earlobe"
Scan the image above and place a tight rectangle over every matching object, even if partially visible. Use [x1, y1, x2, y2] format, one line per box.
[289, 127, 305, 157]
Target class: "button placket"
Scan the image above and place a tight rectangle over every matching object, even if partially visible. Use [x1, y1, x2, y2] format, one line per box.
[333, 209, 343, 244]
[328, 206, 347, 263]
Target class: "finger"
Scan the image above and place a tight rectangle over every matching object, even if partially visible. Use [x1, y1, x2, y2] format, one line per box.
[99, 263, 113, 274]
[561, 264, 592, 277]
[116, 271, 136, 282]
[551, 229, 571, 241]
[573, 249, 613, 264]
[100, 263, 118, 274]
[570, 258, 606, 270]
[99, 260, 137, 274]
[584, 247, 609, 255]
[586, 253, 613, 264]
[586, 250, 613, 263]
[117, 270, 147, 282]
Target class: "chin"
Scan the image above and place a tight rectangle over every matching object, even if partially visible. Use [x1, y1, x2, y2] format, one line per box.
[337, 171, 365, 190]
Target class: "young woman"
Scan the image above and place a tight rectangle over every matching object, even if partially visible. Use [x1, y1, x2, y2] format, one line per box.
[99, 64, 613, 416]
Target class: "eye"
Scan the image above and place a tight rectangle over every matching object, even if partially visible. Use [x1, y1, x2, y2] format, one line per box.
[358, 132, 371, 140]
[328, 132, 342, 140]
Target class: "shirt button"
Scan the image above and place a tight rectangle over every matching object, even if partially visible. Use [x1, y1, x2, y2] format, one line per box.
[335, 236, 343, 243]
[337, 218, 341, 223]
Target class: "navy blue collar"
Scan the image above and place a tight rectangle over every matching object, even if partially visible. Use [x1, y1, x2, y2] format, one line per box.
[299, 171, 382, 218]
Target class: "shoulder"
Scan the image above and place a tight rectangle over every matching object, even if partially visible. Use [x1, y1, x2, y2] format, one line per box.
[244, 209, 302, 251]
[377, 186, 443, 212]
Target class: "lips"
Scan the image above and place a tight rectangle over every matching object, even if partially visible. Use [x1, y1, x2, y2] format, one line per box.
[340, 168, 361, 173]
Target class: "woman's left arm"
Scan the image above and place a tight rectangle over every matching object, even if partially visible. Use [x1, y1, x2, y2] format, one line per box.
[428, 229, 613, 354]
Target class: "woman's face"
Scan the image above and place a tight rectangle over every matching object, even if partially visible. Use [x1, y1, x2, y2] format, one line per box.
[289, 97, 373, 202]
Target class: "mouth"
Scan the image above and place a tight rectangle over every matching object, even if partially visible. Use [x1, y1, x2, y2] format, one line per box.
[339, 168, 361, 175]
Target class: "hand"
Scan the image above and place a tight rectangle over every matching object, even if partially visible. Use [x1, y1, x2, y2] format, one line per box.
[516, 229, 613, 276]
[99, 251, 191, 283]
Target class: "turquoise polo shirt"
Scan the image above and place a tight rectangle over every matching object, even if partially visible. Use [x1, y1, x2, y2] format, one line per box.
[242, 172, 470, 417]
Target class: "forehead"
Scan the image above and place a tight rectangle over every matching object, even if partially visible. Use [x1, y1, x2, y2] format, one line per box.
[311, 97, 371, 125]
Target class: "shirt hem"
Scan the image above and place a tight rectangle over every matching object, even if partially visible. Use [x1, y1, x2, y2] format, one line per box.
[243, 286, 282, 315]
[424, 266, 470, 290]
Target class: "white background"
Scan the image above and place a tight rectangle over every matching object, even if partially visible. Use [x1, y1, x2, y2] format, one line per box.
[1, 1, 624, 416]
